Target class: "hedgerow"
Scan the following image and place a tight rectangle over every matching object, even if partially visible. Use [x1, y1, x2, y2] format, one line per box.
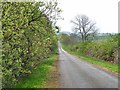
[60, 33, 119, 64]
[1, 1, 60, 88]
[73, 35, 119, 63]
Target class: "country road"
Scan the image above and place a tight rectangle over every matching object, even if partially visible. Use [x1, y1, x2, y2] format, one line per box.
[58, 41, 118, 88]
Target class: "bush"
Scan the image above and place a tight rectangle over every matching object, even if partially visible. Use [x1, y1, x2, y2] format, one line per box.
[75, 38, 118, 63]
[2, 2, 60, 88]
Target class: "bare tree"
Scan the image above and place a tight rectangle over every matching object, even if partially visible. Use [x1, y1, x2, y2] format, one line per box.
[71, 15, 98, 42]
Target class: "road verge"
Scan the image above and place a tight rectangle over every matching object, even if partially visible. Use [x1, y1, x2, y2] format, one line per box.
[62, 44, 119, 77]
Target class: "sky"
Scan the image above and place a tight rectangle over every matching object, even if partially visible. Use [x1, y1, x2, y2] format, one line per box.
[56, 0, 119, 33]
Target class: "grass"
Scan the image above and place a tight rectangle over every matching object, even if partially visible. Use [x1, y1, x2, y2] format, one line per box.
[62, 44, 119, 74]
[16, 54, 57, 88]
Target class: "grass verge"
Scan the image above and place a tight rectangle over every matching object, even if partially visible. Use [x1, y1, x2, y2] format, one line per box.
[62, 44, 119, 75]
[16, 54, 57, 88]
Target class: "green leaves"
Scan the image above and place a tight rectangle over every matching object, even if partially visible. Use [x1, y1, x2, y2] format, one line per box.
[2, 1, 60, 88]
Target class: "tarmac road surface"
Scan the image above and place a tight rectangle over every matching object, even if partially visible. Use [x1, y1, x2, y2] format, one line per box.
[58, 41, 118, 88]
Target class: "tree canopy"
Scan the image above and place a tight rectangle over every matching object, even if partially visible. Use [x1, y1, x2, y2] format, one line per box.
[71, 15, 98, 42]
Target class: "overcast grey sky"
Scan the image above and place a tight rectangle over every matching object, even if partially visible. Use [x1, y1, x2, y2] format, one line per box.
[56, 0, 119, 33]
